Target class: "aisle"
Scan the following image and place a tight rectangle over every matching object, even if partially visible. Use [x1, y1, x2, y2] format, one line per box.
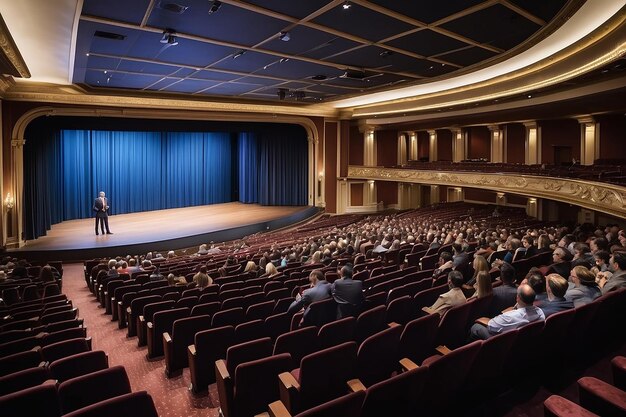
[62, 263, 219, 417]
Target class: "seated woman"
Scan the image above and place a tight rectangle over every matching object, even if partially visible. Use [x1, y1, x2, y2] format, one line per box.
[468, 271, 493, 300]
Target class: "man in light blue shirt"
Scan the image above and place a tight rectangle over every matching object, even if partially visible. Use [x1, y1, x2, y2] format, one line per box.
[469, 284, 545, 340]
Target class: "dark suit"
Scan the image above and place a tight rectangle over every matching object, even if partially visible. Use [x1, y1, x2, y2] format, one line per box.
[287, 280, 332, 320]
[332, 277, 364, 318]
[537, 297, 574, 318]
[489, 283, 518, 316]
[93, 197, 111, 234]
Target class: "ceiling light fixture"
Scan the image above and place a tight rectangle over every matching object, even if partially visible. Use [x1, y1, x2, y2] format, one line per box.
[208, 0, 222, 14]
[342, 1, 351, 10]
[278, 31, 290, 42]
[279, 58, 289, 63]
[160, 29, 178, 45]
[233, 50, 245, 59]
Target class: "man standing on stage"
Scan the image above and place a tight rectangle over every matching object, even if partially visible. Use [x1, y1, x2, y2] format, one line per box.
[93, 191, 113, 235]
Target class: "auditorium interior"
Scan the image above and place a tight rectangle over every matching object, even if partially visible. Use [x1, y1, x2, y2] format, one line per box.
[0, 1, 625, 416]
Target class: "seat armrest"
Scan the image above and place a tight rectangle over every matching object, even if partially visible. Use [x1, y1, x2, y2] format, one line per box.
[188, 344, 196, 357]
[475, 317, 490, 326]
[147, 321, 153, 329]
[268, 400, 292, 417]
[422, 306, 435, 315]
[126, 307, 132, 314]
[387, 322, 401, 328]
[278, 372, 300, 391]
[436, 345, 452, 355]
[163, 332, 172, 344]
[39, 361, 49, 368]
[139, 315, 145, 323]
[347, 378, 367, 392]
[400, 358, 419, 371]
[215, 359, 230, 381]
[278, 372, 300, 413]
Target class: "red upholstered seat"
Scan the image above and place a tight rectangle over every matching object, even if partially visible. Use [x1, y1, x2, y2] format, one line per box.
[41, 337, 91, 363]
[211, 307, 244, 328]
[356, 325, 402, 387]
[360, 366, 429, 417]
[147, 307, 189, 359]
[274, 326, 319, 366]
[62, 391, 158, 417]
[0, 383, 61, 417]
[354, 305, 387, 345]
[137, 300, 174, 346]
[612, 356, 626, 391]
[0, 366, 51, 397]
[578, 376, 626, 417]
[399, 313, 440, 366]
[317, 316, 356, 349]
[246, 300, 275, 320]
[188, 325, 235, 393]
[49, 350, 108, 383]
[293, 390, 365, 417]
[163, 314, 211, 377]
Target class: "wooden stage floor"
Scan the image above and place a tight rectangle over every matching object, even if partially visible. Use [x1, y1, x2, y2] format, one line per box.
[12, 203, 316, 260]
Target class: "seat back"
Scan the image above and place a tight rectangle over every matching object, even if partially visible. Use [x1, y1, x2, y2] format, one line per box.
[211, 307, 245, 328]
[0, 366, 51, 397]
[130, 295, 161, 317]
[502, 320, 545, 378]
[399, 314, 440, 366]
[191, 302, 220, 318]
[317, 316, 356, 349]
[234, 319, 266, 344]
[142, 300, 175, 323]
[0, 349, 42, 377]
[225, 337, 273, 377]
[299, 341, 358, 410]
[0, 383, 61, 417]
[274, 297, 295, 314]
[58, 366, 131, 414]
[169, 315, 212, 371]
[296, 390, 365, 417]
[264, 311, 292, 341]
[385, 295, 415, 325]
[176, 296, 199, 310]
[414, 284, 448, 311]
[361, 366, 428, 417]
[464, 329, 517, 391]
[246, 300, 275, 321]
[42, 327, 88, 347]
[357, 325, 402, 386]
[49, 350, 108, 383]
[304, 297, 337, 327]
[61, 391, 158, 417]
[436, 300, 474, 349]
[273, 326, 319, 366]
[232, 353, 293, 417]
[41, 337, 91, 363]
[541, 308, 576, 369]
[40, 309, 78, 325]
[221, 296, 244, 310]
[354, 305, 387, 344]
[190, 325, 235, 390]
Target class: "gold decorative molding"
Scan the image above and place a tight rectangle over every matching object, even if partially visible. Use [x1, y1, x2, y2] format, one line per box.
[0, 14, 30, 78]
[347, 165, 626, 218]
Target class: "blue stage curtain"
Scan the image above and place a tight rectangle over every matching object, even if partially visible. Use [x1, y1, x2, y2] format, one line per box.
[237, 131, 308, 206]
[24, 130, 232, 240]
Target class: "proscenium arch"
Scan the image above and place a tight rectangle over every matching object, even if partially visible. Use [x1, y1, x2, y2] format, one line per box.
[9, 106, 321, 247]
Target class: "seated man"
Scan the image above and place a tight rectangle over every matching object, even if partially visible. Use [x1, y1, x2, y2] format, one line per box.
[469, 284, 545, 340]
[332, 264, 364, 318]
[423, 270, 466, 316]
[537, 274, 574, 317]
[488, 262, 518, 316]
[287, 269, 331, 319]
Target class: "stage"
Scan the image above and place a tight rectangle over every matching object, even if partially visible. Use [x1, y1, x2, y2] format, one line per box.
[11, 203, 319, 261]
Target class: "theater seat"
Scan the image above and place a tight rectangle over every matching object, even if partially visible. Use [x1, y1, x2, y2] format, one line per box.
[127, 295, 160, 338]
[398, 314, 440, 366]
[62, 391, 158, 417]
[273, 326, 319, 366]
[138, 300, 175, 347]
[188, 325, 235, 393]
[0, 383, 61, 417]
[278, 341, 358, 414]
[211, 307, 245, 328]
[354, 305, 386, 344]
[147, 307, 189, 359]
[41, 337, 91, 363]
[268, 390, 366, 417]
[163, 314, 211, 377]
[49, 350, 109, 383]
[578, 376, 626, 417]
[216, 353, 292, 417]
[356, 325, 402, 387]
[57, 365, 132, 414]
[0, 348, 43, 377]
[544, 395, 599, 417]
[612, 356, 626, 391]
[217, 337, 274, 382]
[317, 316, 356, 349]
[0, 366, 51, 397]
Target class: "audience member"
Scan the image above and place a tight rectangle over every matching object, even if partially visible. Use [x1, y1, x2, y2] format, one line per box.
[287, 270, 331, 320]
[332, 263, 364, 318]
[599, 252, 626, 293]
[489, 262, 517, 316]
[469, 284, 545, 340]
[424, 270, 466, 316]
[547, 247, 572, 279]
[565, 265, 601, 307]
[193, 266, 212, 288]
[537, 274, 573, 317]
[468, 271, 493, 300]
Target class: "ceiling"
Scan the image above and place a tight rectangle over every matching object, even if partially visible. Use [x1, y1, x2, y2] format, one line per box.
[71, 0, 574, 103]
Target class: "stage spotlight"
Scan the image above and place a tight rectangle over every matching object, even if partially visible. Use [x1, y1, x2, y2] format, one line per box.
[342, 1, 351, 10]
[278, 31, 290, 42]
[208, 0, 222, 14]
[160, 29, 178, 45]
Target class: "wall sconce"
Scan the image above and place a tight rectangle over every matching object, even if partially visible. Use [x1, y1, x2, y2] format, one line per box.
[4, 193, 14, 210]
[317, 173, 324, 198]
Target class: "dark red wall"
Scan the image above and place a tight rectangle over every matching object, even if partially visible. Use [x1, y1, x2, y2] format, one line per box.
[349, 126, 363, 165]
[540, 119, 580, 164]
[464, 188, 495, 203]
[350, 183, 363, 206]
[597, 114, 626, 161]
[467, 126, 491, 160]
[376, 129, 397, 167]
[377, 181, 398, 205]
[507, 194, 528, 205]
[417, 131, 429, 160]
[439, 185, 448, 202]
[339, 120, 350, 177]
[436, 130, 452, 161]
[506, 123, 525, 164]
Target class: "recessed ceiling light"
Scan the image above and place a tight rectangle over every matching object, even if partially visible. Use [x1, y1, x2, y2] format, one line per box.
[342, 1, 351, 10]
[233, 50, 245, 59]
[527, 94, 532, 98]
[85, 53, 90, 56]
[379, 50, 393, 58]
[208, 0, 222, 14]
[279, 58, 289, 63]
[278, 31, 290, 42]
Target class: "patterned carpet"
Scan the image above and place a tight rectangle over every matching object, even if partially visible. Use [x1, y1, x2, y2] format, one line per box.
[63, 263, 221, 417]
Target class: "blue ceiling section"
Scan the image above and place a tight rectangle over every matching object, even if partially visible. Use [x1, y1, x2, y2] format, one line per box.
[74, 0, 570, 103]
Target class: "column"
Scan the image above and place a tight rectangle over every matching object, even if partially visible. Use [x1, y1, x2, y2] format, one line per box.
[496, 192, 507, 206]
[364, 180, 377, 206]
[447, 187, 463, 202]
[397, 132, 408, 166]
[526, 197, 538, 218]
[451, 128, 465, 162]
[10, 138, 25, 247]
[408, 132, 418, 161]
[430, 185, 440, 203]
[409, 184, 421, 208]
[428, 130, 437, 162]
[489, 125, 504, 163]
[524, 121, 541, 164]
[578, 117, 599, 166]
[363, 129, 376, 167]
